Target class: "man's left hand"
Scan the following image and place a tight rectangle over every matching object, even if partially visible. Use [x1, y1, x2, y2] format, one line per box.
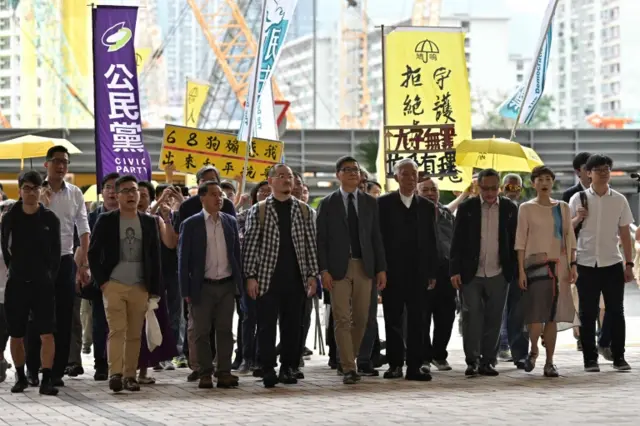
[307, 277, 317, 298]
[624, 265, 634, 283]
[427, 279, 436, 290]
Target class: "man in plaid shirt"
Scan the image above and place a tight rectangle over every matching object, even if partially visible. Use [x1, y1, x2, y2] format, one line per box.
[243, 164, 319, 388]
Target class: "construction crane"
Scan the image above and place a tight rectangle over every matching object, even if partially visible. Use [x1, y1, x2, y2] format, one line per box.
[0, 111, 10, 128]
[187, 0, 298, 129]
[412, 0, 442, 26]
[338, 0, 370, 128]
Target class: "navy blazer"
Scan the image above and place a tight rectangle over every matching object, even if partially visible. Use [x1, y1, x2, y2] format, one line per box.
[178, 211, 242, 303]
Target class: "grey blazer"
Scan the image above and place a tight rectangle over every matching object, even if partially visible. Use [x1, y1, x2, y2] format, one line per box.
[316, 189, 386, 280]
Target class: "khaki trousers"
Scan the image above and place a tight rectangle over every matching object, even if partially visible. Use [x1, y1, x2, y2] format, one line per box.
[103, 281, 148, 378]
[330, 259, 372, 372]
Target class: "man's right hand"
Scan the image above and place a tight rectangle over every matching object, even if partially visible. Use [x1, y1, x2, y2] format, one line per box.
[576, 206, 588, 221]
[321, 271, 333, 291]
[247, 278, 259, 299]
[184, 296, 191, 304]
[40, 187, 52, 207]
[450, 274, 462, 290]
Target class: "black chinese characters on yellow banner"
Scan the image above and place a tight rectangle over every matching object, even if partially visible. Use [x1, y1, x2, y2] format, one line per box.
[377, 27, 473, 192]
[159, 124, 284, 183]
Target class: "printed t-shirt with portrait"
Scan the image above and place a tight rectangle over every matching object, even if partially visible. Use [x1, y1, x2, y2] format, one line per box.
[110, 216, 144, 286]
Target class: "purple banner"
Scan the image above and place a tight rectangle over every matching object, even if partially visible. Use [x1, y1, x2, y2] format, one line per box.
[92, 5, 151, 189]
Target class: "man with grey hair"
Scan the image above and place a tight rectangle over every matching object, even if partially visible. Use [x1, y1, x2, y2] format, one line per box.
[378, 158, 437, 381]
[501, 174, 523, 204]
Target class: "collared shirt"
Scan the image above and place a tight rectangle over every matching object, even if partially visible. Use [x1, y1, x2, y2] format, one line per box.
[46, 181, 90, 256]
[476, 196, 502, 277]
[569, 185, 634, 268]
[399, 192, 414, 209]
[339, 187, 358, 216]
[203, 210, 232, 280]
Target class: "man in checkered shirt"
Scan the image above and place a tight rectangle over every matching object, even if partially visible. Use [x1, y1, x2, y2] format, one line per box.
[243, 164, 319, 388]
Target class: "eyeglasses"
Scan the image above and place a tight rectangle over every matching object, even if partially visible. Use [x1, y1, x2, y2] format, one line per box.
[504, 184, 522, 192]
[340, 167, 360, 174]
[21, 185, 41, 193]
[593, 166, 611, 174]
[480, 185, 499, 191]
[118, 188, 139, 195]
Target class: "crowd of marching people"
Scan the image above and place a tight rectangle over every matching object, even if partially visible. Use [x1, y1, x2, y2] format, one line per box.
[0, 145, 636, 394]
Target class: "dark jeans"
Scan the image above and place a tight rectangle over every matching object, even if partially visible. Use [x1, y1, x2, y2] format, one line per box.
[576, 263, 626, 363]
[235, 297, 243, 363]
[506, 276, 529, 363]
[241, 293, 259, 365]
[27, 255, 75, 378]
[165, 271, 185, 356]
[0, 304, 8, 353]
[423, 267, 457, 363]
[257, 288, 305, 372]
[92, 291, 108, 369]
[327, 307, 337, 363]
[499, 307, 509, 351]
[357, 280, 378, 367]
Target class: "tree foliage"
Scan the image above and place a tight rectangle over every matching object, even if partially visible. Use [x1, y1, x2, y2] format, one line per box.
[475, 93, 556, 130]
[355, 135, 379, 173]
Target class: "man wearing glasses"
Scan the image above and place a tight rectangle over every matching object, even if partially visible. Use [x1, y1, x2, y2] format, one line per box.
[1, 171, 61, 395]
[450, 168, 518, 377]
[89, 175, 162, 392]
[24, 146, 90, 388]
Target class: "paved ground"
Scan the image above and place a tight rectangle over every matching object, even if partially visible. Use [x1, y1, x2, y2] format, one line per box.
[1, 285, 639, 426]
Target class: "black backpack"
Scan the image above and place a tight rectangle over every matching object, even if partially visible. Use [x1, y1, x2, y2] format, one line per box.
[574, 191, 588, 236]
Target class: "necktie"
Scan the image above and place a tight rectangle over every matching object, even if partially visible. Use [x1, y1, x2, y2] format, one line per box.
[348, 193, 362, 258]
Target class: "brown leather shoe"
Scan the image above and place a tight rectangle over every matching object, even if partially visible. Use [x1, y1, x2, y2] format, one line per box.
[198, 376, 214, 389]
[216, 373, 239, 388]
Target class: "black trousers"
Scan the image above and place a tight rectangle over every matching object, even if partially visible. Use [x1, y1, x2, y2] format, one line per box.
[576, 263, 626, 363]
[257, 287, 305, 371]
[327, 307, 337, 363]
[423, 266, 457, 363]
[235, 296, 243, 363]
[27, 254, 75, 378]
[382, 280, 426, 370]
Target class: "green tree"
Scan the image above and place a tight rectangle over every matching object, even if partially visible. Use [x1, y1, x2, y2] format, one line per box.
[355, 135, 379, 173]
[476, 93, 556, 129]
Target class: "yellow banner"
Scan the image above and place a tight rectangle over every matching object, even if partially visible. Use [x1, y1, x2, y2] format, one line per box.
[135, 48, 151, 75]
[159, 125, 283, 183]
[378, 28, 473, 191]
[184, 79, 210, 127]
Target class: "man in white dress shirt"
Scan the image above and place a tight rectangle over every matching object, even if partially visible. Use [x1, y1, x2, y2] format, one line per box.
[569, 154, 633, 372]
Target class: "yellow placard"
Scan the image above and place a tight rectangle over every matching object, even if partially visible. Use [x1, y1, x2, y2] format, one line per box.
[377, 28, 473, 192]
[159, 124, 283, 183]
[184, 79, 210, 127]
[135, 48, 151, 75]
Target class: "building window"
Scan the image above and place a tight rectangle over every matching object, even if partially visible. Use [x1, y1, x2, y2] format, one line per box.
[461, 21, 469, 31]
[0, 37, 8, 50]
[516, 60, 523, 71]
[0, 97, 9, 109]
[0, 57, 8, 69]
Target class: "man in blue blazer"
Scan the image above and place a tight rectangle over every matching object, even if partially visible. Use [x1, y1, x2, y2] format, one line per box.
[178, 181, 242, 389]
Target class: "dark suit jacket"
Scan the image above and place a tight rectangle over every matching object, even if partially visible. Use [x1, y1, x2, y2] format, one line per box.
[88, 210, 162, 296]
[316, 189, 386, 280]
[449, 196, 518, 285]
[178, 211, 242, 303]
[562, 183, 583, 204]
[173, 195, 235, 234]
[378, 192, 438, 283]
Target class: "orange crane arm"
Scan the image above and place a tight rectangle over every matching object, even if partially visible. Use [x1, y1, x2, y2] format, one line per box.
[187, 0, 298, 127]
[0, 111, 10, 129]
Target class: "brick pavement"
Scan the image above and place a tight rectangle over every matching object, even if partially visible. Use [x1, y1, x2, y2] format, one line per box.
[0, 319, 639, 426]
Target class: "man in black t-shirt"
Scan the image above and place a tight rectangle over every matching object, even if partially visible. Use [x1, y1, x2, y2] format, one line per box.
[0, 171, 61, 395]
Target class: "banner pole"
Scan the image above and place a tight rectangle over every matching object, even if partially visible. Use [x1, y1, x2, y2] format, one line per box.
[380, 25, 388, 191]
[509, 0, 559, 141]
[240, 0, 268, 195]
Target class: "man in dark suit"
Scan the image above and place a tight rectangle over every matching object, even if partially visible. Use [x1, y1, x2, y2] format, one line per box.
[317, 156, 387, 385]
[179, 181, 242, 389]
[450, 168, 518, 377]
[378, 159, 437, 381]
[88, 175, 162, 393]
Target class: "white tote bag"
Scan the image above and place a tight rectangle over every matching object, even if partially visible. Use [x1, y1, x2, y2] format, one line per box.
[145, 296, 163, 352]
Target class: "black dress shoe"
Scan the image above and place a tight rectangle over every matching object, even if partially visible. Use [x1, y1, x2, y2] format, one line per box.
[479, 364, 499, 376]
[231, 356, 242, 371]
[278, 368, 298, 385]
[328, 359, 338, 370]
[66, 364, 84, 377]
[252, 367, 264, 378]
[187, 371, 199, 382]
[292, 368, 305, 379]
[11, 375, 28, 393]
[39, 378, 59, 396]
[357, 365, 379, 376]
[262, 369, 278, 388]
[405, 368, 432, 381]
[342, 370, 358, 384]
[465, 364, 479, 376]
[383, 366, 403, 379]
[52, 377, 65, 387]
[373, 354, 388, 368]
[27, 371, 39, 387]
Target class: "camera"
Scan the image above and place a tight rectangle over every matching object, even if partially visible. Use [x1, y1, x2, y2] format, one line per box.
[631, 173, 640, 193]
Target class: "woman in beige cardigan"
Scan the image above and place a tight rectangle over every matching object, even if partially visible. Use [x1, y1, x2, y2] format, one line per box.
[515, 166, 578, 378]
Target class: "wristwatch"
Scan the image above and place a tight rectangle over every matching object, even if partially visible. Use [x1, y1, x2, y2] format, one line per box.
[570, 261, 577, 267]
[626, 262, 634, 268]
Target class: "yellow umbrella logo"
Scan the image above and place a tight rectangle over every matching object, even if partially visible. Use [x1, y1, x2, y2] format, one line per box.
[415, 39, 440, 63]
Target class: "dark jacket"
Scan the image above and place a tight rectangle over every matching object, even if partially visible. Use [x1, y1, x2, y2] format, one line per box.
[178, 211, 242, 303]
[316, 189, 386, 280]
[80, 205, 110, 299]
[378, 192, 438, 283]
[174, 195, 235, 234]
[449, 196, 518, 285]
[1, 201, 61, 281]
[562, 182, 584, 204]
[88, 210, 162, 296]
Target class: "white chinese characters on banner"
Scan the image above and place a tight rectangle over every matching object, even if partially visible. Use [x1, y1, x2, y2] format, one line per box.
[105, 64, 144, 153]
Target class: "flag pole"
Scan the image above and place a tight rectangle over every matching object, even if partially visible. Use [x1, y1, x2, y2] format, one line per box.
[240, 0, 268, 195]
[509, 0, 559, 141]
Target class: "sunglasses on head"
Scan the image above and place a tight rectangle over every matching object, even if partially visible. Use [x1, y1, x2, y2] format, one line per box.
[504, 184, 522, 192]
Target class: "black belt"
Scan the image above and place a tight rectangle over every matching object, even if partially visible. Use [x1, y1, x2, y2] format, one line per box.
[204, 276, 233, 285]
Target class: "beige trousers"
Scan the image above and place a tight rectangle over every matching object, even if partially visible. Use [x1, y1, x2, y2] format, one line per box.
[103, 281, 149, 378]
[330, 259, 372, 373]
